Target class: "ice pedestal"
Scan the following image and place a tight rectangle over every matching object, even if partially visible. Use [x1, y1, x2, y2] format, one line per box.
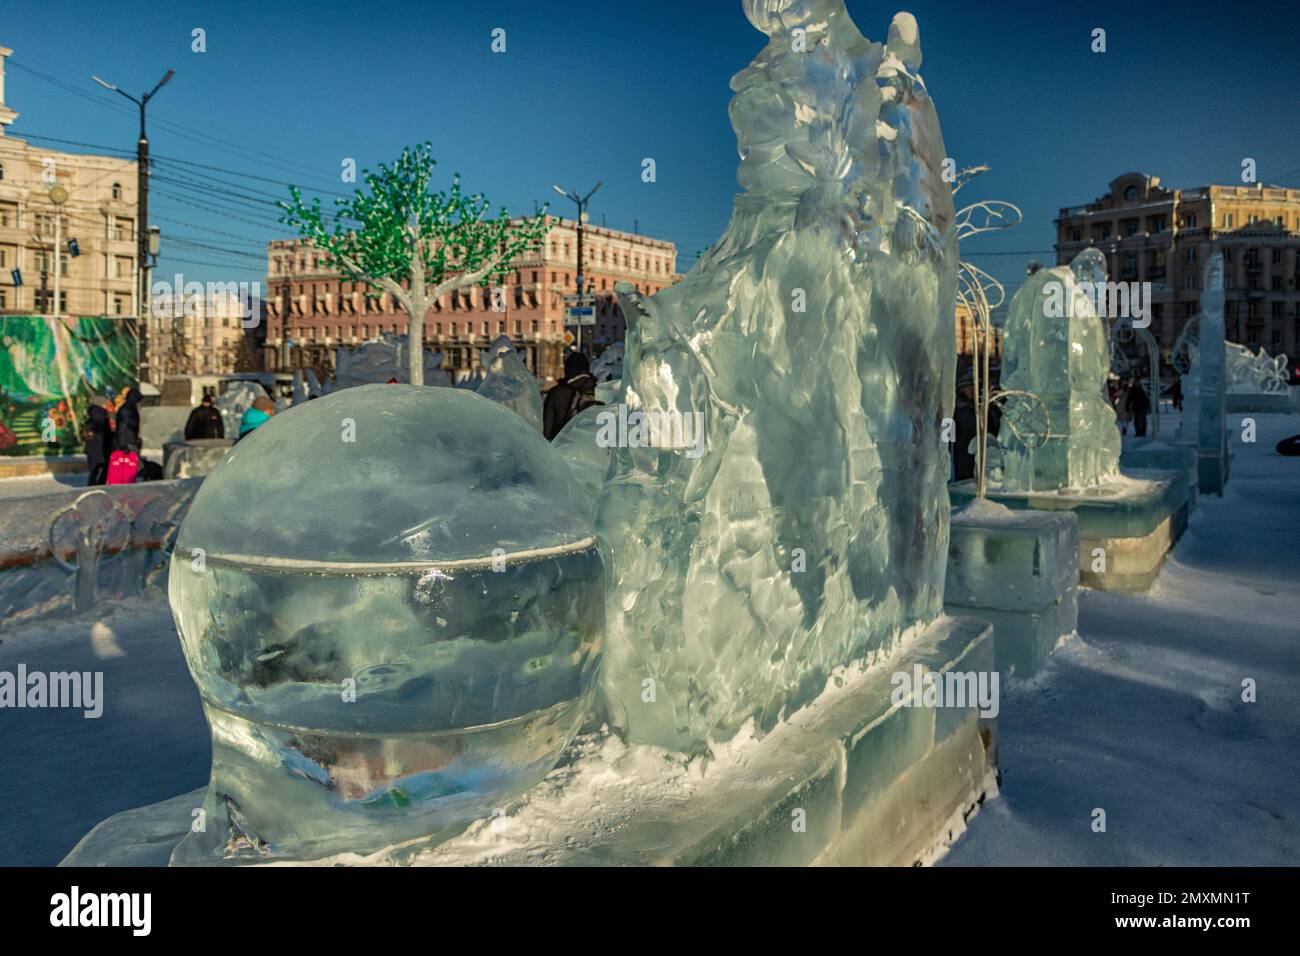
[1120, 439, 1198, 513]
[950, 469, 1189, 592]
[62, 615, 997, 868]
[944, 500, 1077, 678]
[167, 385, 603, 864]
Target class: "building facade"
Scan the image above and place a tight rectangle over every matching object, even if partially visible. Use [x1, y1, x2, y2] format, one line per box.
[262, 218, 679, 384]
[0, 46, 139, 322]
[1056, 173, 1300, 361]
[148, 290, 247, 377]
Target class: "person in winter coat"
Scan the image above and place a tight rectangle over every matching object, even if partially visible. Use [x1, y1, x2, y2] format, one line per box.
[236, 396, 276, 442]
[543, 351, 600, 440]
[113, 386, 143, 453]
[184, 394, 225, 440]
[1113, 381, 1132, 436]
[951, 372, 1002, 482]
[1126, 377, 1151, 438]
[85, 397, 113, 485]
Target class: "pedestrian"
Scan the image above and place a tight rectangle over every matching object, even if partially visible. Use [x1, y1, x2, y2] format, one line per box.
[543, 351, 599, 440]
[184, 394, 225, 440]
[113, 386, 143, 453]
[236, 396, 277, 443]
[1127, 377, 1151, 438]
[1113, 380, 1132, 436]
[84, 396, 113, 486]
[1170, 375, 1183, 412]
[951, 371, 1001, 482]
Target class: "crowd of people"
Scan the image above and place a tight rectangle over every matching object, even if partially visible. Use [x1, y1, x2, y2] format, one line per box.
[83, 387, 143, 486]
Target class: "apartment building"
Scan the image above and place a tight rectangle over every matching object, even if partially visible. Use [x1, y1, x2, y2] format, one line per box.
[1056, 173, 1300, 360]
[262, 217, 679, 383]
[0, 45, 139, 321]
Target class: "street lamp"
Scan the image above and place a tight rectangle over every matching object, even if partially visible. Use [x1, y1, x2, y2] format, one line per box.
[93, 68, 173, 385]
[552, 181, 601, 354]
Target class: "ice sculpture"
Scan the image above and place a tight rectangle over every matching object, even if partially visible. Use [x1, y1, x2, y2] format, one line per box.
[997, 250, 1120, 492]
[333, 333, 452, 388]
[1197, 253, 1228, 491]
[1225, 341, 1289, 394]
[168, 385, 603, 863]
[590, 343, 624, 382]
[215, 381, 267, 438]
[475, 336, 543, 431]
[595, 2, 957, 750]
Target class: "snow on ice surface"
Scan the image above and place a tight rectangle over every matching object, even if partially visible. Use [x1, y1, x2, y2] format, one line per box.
[941, 411, 1300, 866]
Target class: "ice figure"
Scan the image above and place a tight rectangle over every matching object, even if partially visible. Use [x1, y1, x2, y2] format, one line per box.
[590, 344, 624, 382]
[168, 385, 603, 863]
[1225, 341, 1289, 394]
[215, 381, 267, 438]
[997, 250, 1120, 492]
[475, 335, 543, 431]
[594, 2, 957, 750]
[333, 334, 452, 388]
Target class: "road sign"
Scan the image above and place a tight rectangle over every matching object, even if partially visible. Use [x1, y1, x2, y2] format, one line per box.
[563, 293, 596, 307]
[565, 306, 596, 326]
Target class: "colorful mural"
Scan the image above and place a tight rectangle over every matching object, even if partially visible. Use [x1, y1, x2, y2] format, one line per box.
[0, 316, 138, 457]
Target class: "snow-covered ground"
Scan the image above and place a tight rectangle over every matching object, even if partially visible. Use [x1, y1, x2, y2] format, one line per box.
[2, 412, 1296, 866]
[942, 411, 1300, 866]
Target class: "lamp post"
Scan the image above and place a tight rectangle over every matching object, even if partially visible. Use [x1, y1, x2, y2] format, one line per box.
[93, 68, 173, 385]
[48, 185, 67, 324]
[552, 181, 601, 355]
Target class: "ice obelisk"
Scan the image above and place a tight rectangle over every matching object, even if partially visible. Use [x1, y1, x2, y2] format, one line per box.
[596, 1, 958, 750]
[1196, 252, 1228, 494]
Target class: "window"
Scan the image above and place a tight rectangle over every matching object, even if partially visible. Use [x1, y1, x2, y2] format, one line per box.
[0, 289, 6, 309]
[1273, 248, 1283, 265]
[114, 296, 126, 315]
[0, 249, 5, 268]
[1224, 213, 1234, 229]
[1186, 247, 1197, 264]
[111, 182, 122, 200]
[0, 162, 4, 180]
[1125, 223, 1138, 237]
[1071, 229, 1081, 242]
[1124, 185, 1138, 201]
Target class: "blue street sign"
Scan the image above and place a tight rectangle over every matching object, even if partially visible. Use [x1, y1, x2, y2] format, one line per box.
[10, 268, 21, 287]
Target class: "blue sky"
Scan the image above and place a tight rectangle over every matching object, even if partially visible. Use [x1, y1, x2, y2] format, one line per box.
[3, 0, 1298, 307]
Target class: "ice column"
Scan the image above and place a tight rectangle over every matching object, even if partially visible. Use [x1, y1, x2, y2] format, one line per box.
[1197, 253, 1227, 493]
[595, 1, 958, 751]
[998, 250, 1120, 492]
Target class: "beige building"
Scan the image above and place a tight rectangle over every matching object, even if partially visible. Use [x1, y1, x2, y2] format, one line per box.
[263, 217, 680, 383]
[1056, 173, 1300, 360]
[148, 290, 247, 377]
[0, 45, 139, 321]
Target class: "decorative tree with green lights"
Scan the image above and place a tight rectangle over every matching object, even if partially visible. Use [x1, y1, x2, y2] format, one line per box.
[280, 142, 551, 385]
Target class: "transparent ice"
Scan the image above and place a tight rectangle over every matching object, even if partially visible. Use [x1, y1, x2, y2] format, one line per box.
[594, 2, 957, 750]
[168, 385, 602, 863]
[475, 335, 543, 431]
[997, 250, 1120, 492]
[1196, 254, 1227, 473]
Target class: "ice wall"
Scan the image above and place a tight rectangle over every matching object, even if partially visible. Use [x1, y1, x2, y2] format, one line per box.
[998, 250, 1120, 492]
[595, 1, 957, 750]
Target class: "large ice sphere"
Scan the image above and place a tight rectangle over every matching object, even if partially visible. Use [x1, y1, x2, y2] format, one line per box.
[168, 384, 603, 863]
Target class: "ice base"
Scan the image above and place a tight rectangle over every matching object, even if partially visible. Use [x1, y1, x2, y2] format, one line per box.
[61, 615, 997, 868]
[944, 502, 1078, 678]
[1120, 440, 1198, 513]
[950, 469, 1189, 592]
[1225, 392, 1296, 414]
